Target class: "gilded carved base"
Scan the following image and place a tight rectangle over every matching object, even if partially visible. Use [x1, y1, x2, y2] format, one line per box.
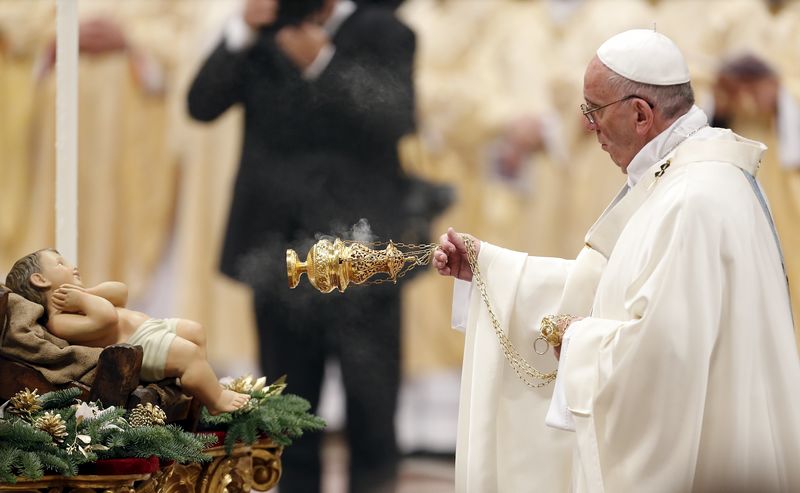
[0, 439, 283, 493]
[251, 439, 283, 492]
[0, 473, 151, 492]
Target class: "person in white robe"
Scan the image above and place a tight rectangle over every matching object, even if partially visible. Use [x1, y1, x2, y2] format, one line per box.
[433, 29, 800, 493]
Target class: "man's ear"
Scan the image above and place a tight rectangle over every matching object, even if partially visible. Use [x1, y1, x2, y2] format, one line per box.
[634, 99, 654, 134]
[30, 273, 51, 289]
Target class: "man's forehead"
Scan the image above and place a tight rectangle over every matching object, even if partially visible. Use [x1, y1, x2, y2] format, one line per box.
[584, 60, 612, 102]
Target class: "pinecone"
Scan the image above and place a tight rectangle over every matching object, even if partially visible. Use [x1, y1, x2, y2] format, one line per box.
[128, 403, 166, 427]
[8, 388, 42, 418]
[34, 412, 68, 443]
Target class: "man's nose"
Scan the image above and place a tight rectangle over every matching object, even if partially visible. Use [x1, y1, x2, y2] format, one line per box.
[582, 117, 597, 133]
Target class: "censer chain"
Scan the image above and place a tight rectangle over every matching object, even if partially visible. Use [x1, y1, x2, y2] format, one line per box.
[463, 236, 557, 388]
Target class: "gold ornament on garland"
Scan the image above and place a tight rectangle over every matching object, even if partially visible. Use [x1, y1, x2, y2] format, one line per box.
[263, 375, 287, 397]
[34, 411, 68, 443]
[8, 388, 42, 418]
[225, 374, 267, 394]
[128, 402, 166, 428]
[222, 375, 287, 415]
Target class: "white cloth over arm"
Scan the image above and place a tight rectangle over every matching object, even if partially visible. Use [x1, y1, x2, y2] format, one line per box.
[456, 242, 574, 492]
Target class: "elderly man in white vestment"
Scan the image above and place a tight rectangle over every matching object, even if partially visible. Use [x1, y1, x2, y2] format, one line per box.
[433, 29, 800, 493]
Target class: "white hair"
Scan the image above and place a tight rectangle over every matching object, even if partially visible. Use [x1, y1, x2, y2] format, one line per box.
[606, 71, 695, 121]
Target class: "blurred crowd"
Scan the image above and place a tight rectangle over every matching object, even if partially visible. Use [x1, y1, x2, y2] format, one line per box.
[0, 0, 799, 487]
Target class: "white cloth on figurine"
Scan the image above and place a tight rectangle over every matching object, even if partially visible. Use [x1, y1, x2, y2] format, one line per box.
[127, 317, 179, 382]
[597, 29, 690, 85]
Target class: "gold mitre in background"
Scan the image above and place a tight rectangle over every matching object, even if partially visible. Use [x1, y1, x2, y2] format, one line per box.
[286, 238, 437, 293]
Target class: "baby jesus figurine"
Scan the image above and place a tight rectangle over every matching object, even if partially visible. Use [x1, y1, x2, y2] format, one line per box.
[5, 248, 250, 415]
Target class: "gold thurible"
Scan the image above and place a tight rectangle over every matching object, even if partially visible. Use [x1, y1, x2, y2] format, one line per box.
[287, 238, 437, 293]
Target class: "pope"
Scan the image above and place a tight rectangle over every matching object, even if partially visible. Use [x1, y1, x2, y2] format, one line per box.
[434, 29, 800, 492]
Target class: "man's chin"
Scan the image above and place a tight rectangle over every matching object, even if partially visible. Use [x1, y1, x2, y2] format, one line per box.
[612, 158, 629, 174]
[601, 146, 628, 173]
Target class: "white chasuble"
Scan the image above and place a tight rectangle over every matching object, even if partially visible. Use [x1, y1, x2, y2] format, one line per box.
[457, 244, 574, 492]
[458, 134, 800, 492]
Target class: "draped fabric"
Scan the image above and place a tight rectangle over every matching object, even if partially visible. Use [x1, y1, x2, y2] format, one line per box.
[457, 243, 573, 492]
[458, 134, 800, 491]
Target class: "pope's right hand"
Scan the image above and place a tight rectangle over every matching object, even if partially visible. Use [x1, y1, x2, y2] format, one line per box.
[433, 228, 478, 282]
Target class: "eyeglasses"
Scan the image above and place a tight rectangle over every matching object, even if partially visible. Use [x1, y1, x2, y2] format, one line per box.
[580, 95, 654, 125]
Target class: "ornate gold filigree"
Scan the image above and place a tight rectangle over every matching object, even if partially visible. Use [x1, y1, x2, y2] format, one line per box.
[251, 439, 283, 492]
[162, 444, 252, 493]
[287, 238, 437, 293]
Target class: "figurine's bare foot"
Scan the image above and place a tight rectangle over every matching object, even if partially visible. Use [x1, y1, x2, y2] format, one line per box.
[207, 389, 251, 415]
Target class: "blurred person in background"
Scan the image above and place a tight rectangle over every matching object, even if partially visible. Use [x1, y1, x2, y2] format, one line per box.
[187, 0, 416, 491]
[0, 1, 50, 273]
[0, 0, 185, 303]
[55, 2, 183, 297]
[710, 0, 800, 341]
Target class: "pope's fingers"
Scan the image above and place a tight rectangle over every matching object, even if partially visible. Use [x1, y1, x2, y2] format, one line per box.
[439, 241, 456, 255]
[447, 228, 466, 251]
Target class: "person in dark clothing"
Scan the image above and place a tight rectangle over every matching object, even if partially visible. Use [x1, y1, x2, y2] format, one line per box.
[187, 0, 416, 491]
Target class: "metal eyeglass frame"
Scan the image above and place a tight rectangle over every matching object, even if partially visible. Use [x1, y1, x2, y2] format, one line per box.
[580, 95, 654, 125]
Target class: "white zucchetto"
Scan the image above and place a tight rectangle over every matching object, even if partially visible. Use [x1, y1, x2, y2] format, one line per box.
[597, 29, 690, 85]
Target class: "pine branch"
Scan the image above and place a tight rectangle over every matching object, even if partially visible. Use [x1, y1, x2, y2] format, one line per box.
[38, 450, 75, 476]
[0, 447, 18, 483]
[80, 407, 127, 442]
[38, 388, 82, 410]
[18, 451, 43, 480]
[200, 393, 325, 452]
[0, 420, 54, 449]
[98, 425, 211, 464]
